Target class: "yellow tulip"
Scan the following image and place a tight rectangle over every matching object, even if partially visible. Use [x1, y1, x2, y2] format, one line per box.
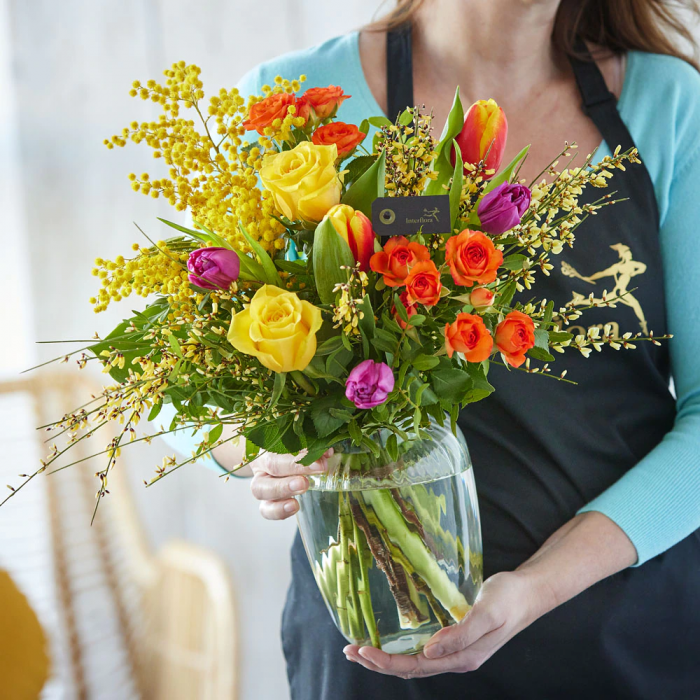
[260, 141, 342, 223]
[227, 285, 323, 373]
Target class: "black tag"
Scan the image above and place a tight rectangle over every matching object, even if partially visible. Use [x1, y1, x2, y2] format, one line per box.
[371, 195, 450, 237]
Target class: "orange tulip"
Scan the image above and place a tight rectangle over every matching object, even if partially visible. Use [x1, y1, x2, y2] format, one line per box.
[323, 204, 375, 272]
[454, 99, 508, 178]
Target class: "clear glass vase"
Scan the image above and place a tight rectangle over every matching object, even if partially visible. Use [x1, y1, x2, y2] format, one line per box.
[296, 421, 482, 655]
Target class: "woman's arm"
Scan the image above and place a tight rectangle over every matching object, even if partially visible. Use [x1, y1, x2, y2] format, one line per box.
[344, 511, 636, 677]
[576, 144, 700, 566]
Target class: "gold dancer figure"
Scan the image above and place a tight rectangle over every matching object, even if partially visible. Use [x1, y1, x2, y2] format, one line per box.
[561, 244, 648, 334]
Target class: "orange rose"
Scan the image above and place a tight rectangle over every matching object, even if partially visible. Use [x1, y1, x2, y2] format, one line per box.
[445, 229, 503, 287]
[392, 290, 417, 329]
[405, 260, 442, 307]
[298, 86, 350, 121]
[312, 122, 366, 157]
[445, 313, 493, 362]
[495, 310, 535, 368]
[370, 236, 431, 287]
[243, 93, 298, 135]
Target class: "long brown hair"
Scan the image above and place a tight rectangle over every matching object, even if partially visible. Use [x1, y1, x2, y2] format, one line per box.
[368, 0, 700, 70]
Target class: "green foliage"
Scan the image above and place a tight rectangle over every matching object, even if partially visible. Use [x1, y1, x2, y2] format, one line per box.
[342, 150, 386, 217]
[312, 217, 355, 304]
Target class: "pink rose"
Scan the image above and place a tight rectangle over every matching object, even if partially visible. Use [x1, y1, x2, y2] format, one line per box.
[345, 359, 395, 409]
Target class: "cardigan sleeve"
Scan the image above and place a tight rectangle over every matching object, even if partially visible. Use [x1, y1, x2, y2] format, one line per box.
[578, 146, 700, 565]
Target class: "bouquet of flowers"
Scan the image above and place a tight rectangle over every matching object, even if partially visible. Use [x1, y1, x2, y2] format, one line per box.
[6, 62, 664, 653]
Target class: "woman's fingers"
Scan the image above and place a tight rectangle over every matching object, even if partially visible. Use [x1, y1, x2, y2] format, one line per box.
[252, 450, 329, 477]
[250, 448, 334, 520]
[259, 498, 299, 520]
[251, 473, 309, 501]
[423, 604, 503, 659]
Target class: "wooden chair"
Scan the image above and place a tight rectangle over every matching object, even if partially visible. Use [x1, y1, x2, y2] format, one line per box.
[0, 373, 238, 700]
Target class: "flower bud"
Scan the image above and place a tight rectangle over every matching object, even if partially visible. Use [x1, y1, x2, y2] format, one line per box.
[323, 204, 375, 271]
[454, 99, 508, 178]
[469, 287, 495, 310]
[187, 247, 240, 290]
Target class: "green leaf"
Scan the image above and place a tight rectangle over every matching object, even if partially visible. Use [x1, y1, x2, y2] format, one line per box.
[245, 438, 260, 462]
[430, 368, 473, 402]
[207, 423, 224, 444]
[527, 328, 555, 362]
[399, 108, 413, 126]
[275, 259, 307, 274]
[234, 249, 270, 283]
[543, 300, 555, 327]
[326, 346, 354, 377]
[343, 155, 375, 188]
[315, 335, 344, 356]
[426, 88, 464, 196]
[298, 440, 334, 467]
[244, 415, 291, 454]
[358, 295, 375, 360]
[359, 119, 370, 136]
[148, 401, 162, 422]
[412, 354, 440, 371]
[394, 293, 409, 323]
[449, 140, 464, 230]
[502, 254, 527, 271]
[269, 372, 286, 409]
[341, 150, 386, 218]
[549, 330, 573, 343]
[158, 218, 212, 245]
[497, 279, 517, 307]
[386, 433, 399, 462]
[408, 314, 425, 326]
[368, 116, 392, 129]
[484, 145, 530, 194]
[168, 333, 183, 359]
[312, 217, 355, 304]
[348, 419, 363, 445]
[238, 223, 282, 287]
[463, 361, 495, 403]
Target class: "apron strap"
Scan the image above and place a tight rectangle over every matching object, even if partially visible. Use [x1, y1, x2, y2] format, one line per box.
[568, 38, 635, 153]
[384, 28, 657, 219]
[386, 22, 414, 121]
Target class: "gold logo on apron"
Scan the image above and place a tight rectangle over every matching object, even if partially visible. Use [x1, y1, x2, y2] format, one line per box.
[561, 244, 648, 335]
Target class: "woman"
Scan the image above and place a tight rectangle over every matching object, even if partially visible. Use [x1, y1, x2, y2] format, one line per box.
[208, 1, 700, 697]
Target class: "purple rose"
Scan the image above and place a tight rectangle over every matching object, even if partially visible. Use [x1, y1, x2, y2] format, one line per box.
[477, 182, 531, 235]
[345, 359, 395, 410]
[187, 247, 240, 290]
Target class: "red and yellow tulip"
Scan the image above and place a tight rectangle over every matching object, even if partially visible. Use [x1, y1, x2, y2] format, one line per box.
[323, 204, 375, 272]
[454, 99, 508, 178]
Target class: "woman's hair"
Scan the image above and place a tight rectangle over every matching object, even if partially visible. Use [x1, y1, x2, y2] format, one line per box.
[368, 0, 700, 69]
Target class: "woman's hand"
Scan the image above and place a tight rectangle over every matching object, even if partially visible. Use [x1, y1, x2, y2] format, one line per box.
[344, 511, 637, 678]
[250, 450, 331, 520]
[343, 570, 545, 677]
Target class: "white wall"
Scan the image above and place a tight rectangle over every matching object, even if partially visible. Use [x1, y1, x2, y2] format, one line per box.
[2, 2, 379, 699]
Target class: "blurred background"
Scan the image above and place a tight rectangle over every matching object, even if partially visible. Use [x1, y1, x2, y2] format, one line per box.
[0, 1, 380, 699]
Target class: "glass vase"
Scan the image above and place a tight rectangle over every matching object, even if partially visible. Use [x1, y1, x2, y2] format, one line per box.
[296, 421, 482, 655]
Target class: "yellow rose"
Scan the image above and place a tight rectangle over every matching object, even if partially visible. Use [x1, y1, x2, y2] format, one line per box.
[259, 141, 342, 223]
[227, 285, 323, 372]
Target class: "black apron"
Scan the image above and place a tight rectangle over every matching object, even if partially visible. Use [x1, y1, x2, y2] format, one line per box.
[280, 25, 700, 699]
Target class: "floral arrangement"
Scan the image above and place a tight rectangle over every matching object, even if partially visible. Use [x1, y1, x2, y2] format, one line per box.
[4, 62, 660, 514]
